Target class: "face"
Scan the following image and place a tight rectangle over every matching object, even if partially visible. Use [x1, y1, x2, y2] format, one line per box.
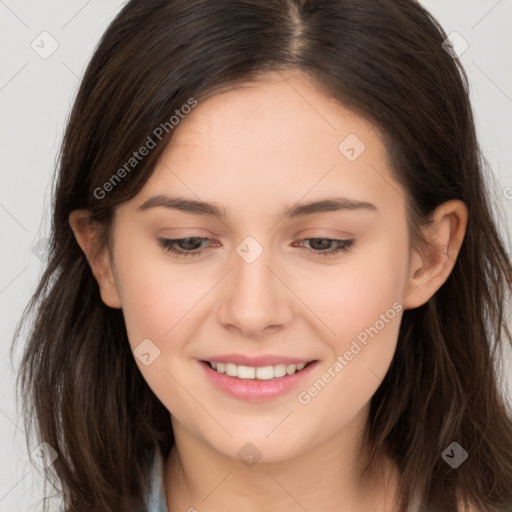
[103, 71, 413, 462]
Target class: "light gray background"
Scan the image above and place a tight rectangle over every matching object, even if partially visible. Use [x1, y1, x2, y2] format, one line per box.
[1, 1, 511, 510]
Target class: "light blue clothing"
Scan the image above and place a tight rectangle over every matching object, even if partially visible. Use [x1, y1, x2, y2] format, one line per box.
[142, 447, 169, 512]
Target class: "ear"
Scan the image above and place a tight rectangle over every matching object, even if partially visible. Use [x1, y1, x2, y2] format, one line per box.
[403, 199, 468, 310]
[68, 209, 122, 309]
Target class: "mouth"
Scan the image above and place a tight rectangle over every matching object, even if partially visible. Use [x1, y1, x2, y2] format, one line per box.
[199, 358, 319, 401]
[202, 360, 314, 380]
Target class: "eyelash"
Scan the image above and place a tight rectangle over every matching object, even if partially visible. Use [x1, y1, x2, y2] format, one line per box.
[156, 236, 354, 259]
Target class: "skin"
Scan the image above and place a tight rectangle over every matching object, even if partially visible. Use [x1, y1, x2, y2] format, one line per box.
[70, 70, 468, 511]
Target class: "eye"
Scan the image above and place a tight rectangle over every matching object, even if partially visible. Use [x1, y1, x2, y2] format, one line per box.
[157, 237, 215, 258]
[293, 238, 354, 257]
[157, 236, 354, 259]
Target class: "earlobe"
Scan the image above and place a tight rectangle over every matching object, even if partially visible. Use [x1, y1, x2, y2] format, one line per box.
[68, 209, 122, 309]
[403, 200, 468, 310]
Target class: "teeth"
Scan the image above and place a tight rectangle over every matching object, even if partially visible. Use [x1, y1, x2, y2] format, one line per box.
[238, 365, 256, 379]
[256, 366, 274, 380]
[226, 363, 238, 377]
[286, 364, 297, 374]
[273, 364, 287, 378]
[209, 361, 309, 379]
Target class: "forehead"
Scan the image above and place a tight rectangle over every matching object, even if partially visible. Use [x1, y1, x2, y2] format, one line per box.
[172, 71, 363, 150]
[132, 71, 405, 222]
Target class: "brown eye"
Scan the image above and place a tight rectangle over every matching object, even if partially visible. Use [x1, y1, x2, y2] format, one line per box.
[294, 238, 354, 257]
[157, 237, 213, 257]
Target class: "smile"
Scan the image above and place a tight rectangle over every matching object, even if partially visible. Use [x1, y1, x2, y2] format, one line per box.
[207, 361, 308, 380]
[200, 358, 318, 401]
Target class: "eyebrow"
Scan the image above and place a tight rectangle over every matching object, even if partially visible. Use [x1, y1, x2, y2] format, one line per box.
[138, 195, 377, 219]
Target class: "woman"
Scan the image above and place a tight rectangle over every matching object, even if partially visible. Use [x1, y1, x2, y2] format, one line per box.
[11, 0, 512, 511]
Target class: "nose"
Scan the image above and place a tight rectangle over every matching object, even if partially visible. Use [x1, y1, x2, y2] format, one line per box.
[216, 239, 294, 339]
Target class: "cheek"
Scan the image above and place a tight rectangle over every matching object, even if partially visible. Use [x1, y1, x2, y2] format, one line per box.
[114, 245, 204, 347]
[113, 251, 207, 418]
[301, 236, 409, 348]
[295, 313, 400, 443]
[113, 247, 217, 406]
[294, 235, 407, 410]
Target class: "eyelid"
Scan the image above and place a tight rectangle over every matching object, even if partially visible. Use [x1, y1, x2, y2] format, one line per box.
[156, 236, 354, 259]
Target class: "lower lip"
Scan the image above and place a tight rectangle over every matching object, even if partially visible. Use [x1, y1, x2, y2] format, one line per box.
[199, 360, 318, 402]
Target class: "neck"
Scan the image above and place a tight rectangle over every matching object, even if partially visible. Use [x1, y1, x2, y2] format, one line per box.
[164, 404, 400, 512]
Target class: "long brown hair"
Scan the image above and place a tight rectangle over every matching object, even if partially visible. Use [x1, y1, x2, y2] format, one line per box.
[10, 0, 512, 511]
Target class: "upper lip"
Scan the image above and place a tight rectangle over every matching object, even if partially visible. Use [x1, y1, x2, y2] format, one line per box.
[200, 354, 316, 367]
